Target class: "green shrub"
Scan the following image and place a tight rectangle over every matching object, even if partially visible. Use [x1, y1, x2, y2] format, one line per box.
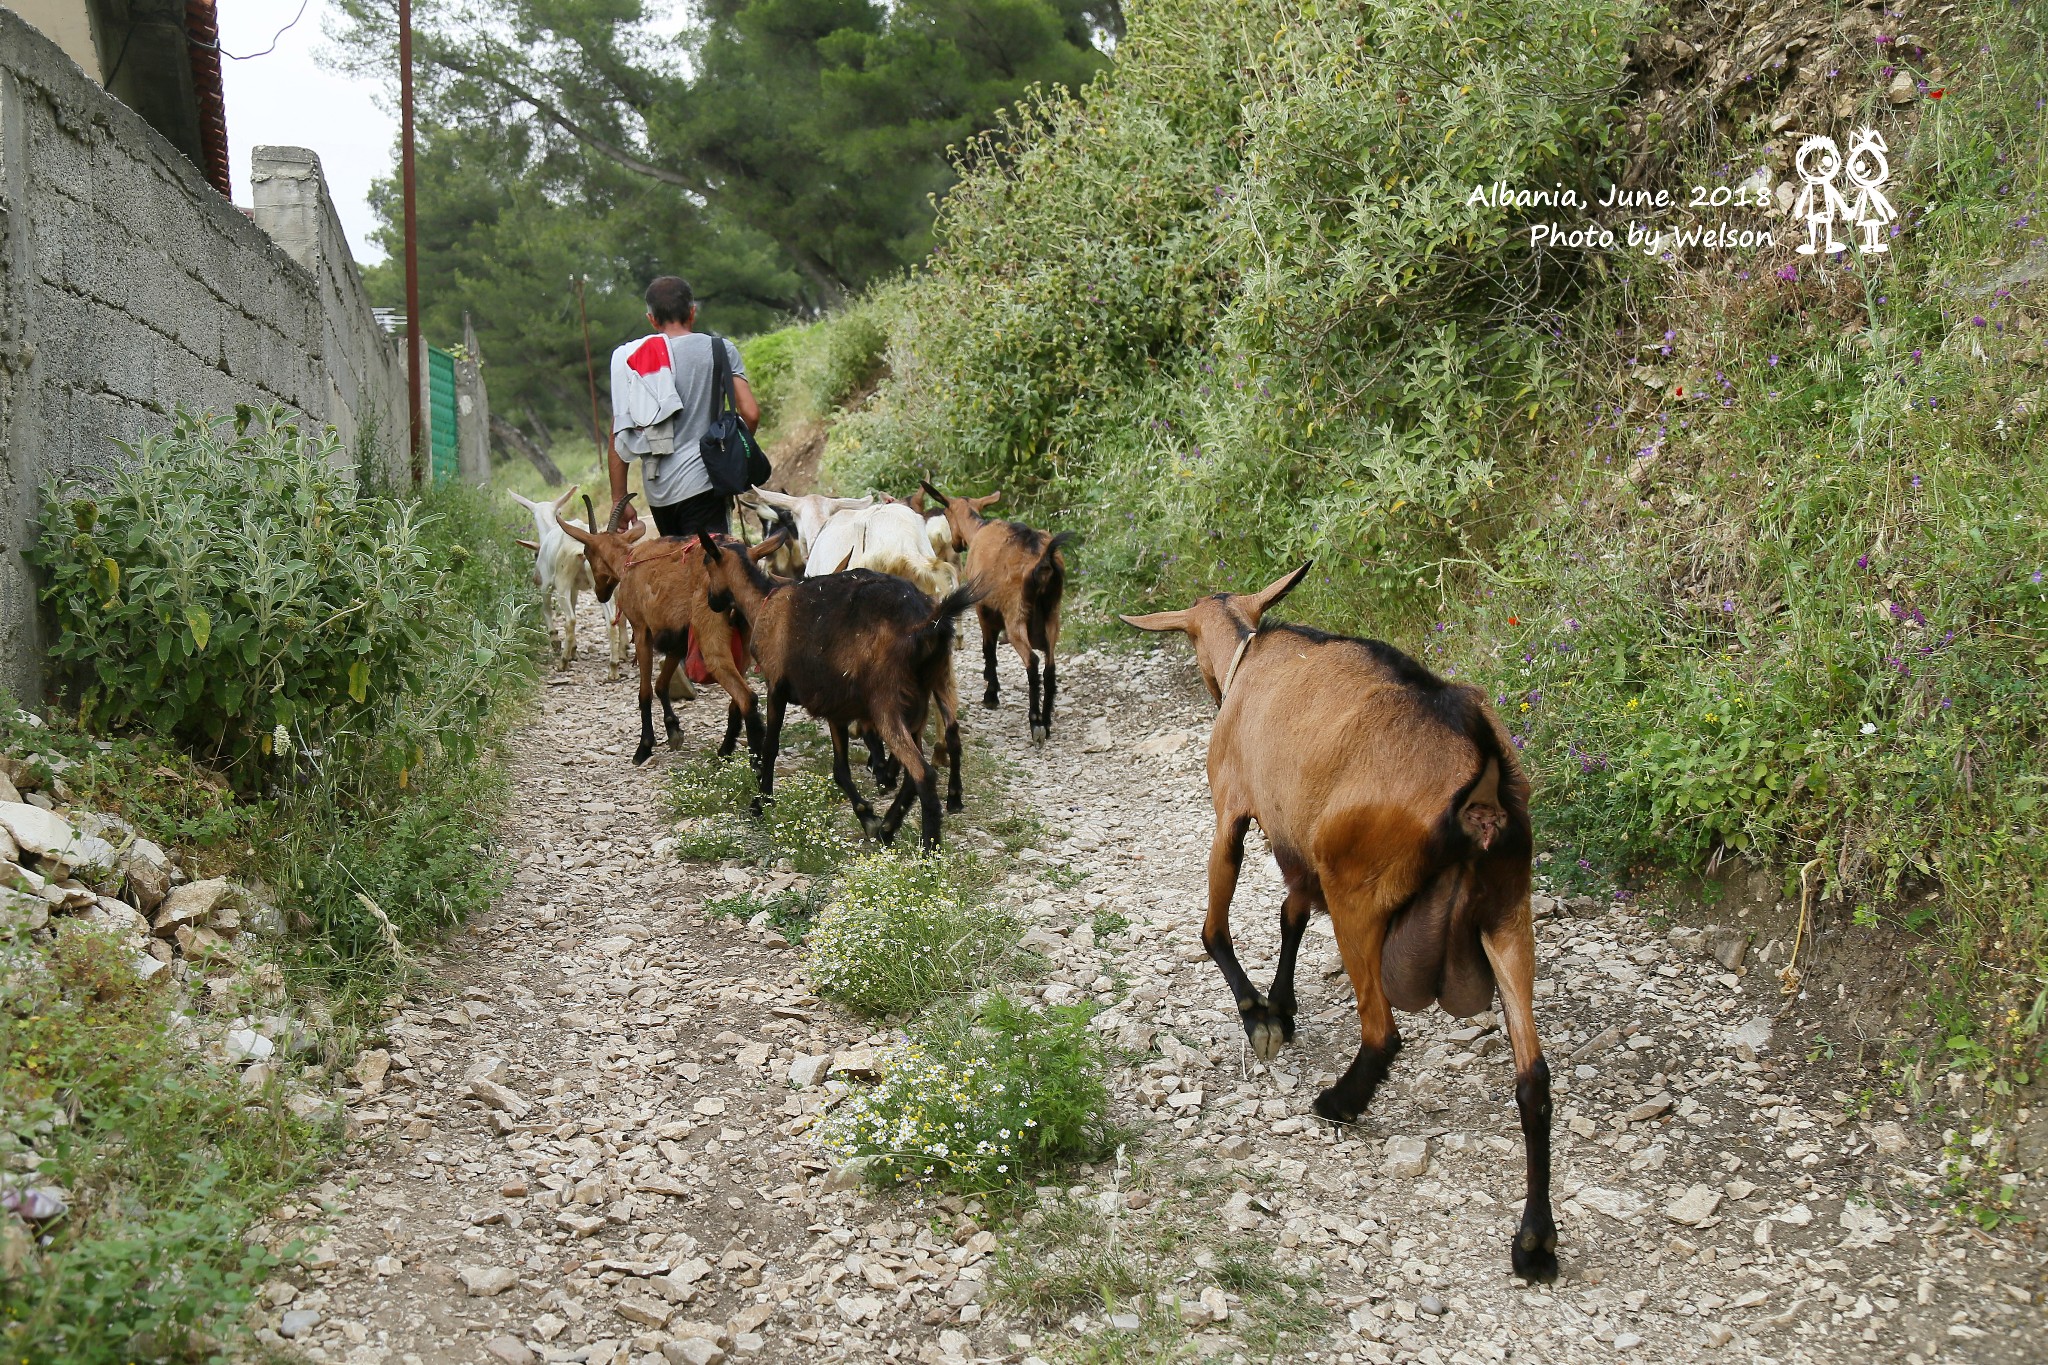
[816, 993, 1108, 1192]
[805, 851, 1018, 1016]
[0, 931, 324, 1360]
[742, 304, 895, 457]
[31, 409, 539, 793]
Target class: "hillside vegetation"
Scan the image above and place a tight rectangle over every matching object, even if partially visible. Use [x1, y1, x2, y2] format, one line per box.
[763, 0, 2046, 1071]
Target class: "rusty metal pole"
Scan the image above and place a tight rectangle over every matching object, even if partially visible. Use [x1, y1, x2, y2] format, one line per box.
[573, 275, 606, 454]
[399, 0, 424, 484]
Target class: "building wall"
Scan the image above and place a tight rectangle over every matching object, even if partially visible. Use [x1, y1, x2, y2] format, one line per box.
[6, 1, 97, 79]
[0, 10, 414, 701]
[249, 145, 412, 485]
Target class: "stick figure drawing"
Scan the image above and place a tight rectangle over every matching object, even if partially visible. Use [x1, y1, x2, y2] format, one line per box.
[1845, 129, 1896, 254]
[1792, 135, 1854, 257]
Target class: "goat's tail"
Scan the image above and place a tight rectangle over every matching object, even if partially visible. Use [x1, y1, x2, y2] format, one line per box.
[911, 583, 983, 671]
[1025, 530, 1078, 651]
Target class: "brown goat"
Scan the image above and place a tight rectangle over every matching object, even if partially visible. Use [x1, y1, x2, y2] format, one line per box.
[694, 532, 975, 850]
[1121, 565, 1557, 1283]
[558, 495, 778, 766]
[919, 482, 1074, 743]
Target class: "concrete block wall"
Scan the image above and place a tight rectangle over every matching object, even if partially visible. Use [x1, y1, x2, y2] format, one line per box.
[250, 144, 410, 486]
[0, 10, 414, 701]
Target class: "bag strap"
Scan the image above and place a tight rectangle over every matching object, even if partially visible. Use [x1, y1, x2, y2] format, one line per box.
[702, 331, 736, 420]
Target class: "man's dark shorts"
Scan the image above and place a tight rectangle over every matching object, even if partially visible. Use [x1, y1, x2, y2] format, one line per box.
[649, 490, 731, 540]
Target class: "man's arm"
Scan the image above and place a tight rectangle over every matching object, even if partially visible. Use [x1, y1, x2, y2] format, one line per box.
[605, 436, 641, 528]
[733, 376, 761, 433]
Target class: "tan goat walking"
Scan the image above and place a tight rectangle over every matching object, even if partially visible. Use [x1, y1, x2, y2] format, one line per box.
[1122, 564, 1558, 1282]
[559, 495, 779, 766]
[919, 482, 1074, 743]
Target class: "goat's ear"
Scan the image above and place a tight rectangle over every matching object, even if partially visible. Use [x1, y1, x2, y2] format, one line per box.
[515, 537, 540, 552]
[508, 491, 539, 511]
[1242, 561, 1314, 625]
[750, 486, 794, 509]
[918, 480, 950, 509]
[746, 532, 786, 563]
[908, 488, 927, 514]
[1119, 608, 1192, 634]
[970, 492, 1002, 511]
[696, 530, 722, 562]
[550, 484, 579, 515]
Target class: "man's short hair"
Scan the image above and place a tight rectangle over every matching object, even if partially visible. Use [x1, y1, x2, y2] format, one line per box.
[645, 276, 695, 325]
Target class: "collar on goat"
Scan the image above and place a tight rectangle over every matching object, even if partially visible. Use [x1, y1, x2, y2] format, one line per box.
[1220, 627, 1256, 701]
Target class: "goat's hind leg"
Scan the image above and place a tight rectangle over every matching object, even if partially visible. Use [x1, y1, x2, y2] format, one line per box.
[1007, 619, 1044, 743]
[1204, 814, 1288, 1061]
[978, 608, 1002, 709]
[873, 722, 937, 849]
[1485, 913, 1558, 1283]
[862, 728, 900, 792]
[828, 723, 886, 838]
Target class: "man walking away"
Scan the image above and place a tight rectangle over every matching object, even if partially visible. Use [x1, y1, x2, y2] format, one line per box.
[608, 276, 760, 538]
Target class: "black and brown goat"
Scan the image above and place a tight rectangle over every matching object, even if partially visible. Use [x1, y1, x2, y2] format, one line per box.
[559, 495, 780, 766]
[1122, 565, 1557, 1283]
[919, 482, 1074, 743]
[694, 532, 975, 850]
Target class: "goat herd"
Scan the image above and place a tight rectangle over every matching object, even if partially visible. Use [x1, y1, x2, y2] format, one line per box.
[510, 483, 1561, 1284]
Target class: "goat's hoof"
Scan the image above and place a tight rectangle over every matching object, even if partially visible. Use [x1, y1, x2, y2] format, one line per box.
[631, 744, 655, 767]
[982, 692, 1000, 709]
[1029, 724, 1049, 744]
[1511, 1226, 1560, 1283]
[1247, 1017, 1287, 1062]
[665, 729, 685, 752]
[1310, 1088, 1362, 1126]
[945, 797, 964, 814]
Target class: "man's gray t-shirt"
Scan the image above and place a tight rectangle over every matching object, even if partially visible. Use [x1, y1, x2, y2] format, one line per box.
[616, 332, 746, 506]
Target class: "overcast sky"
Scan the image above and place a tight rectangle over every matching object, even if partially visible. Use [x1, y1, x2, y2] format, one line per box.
[218, 0, 393, 264]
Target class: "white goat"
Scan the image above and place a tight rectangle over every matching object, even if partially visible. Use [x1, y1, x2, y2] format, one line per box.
[908, 487, 960, 567]
[806, 502, 960, 600]
[743, 486, 874, 560]
[510, 485, 627, 679]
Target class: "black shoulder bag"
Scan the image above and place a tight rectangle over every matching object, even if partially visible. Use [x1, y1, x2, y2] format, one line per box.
[699, 332, 772, 497]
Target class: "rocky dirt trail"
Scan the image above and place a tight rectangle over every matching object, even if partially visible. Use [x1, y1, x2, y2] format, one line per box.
[264, 599, 2040, 1365]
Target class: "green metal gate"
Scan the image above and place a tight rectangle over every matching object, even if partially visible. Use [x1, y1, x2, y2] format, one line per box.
[428, 346, 458, 484]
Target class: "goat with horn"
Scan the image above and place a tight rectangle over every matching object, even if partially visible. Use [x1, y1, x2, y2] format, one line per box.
[558, 493, 780, 766]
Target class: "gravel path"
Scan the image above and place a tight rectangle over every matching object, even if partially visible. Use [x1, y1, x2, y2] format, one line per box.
[264, 598, 2040, 1365]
